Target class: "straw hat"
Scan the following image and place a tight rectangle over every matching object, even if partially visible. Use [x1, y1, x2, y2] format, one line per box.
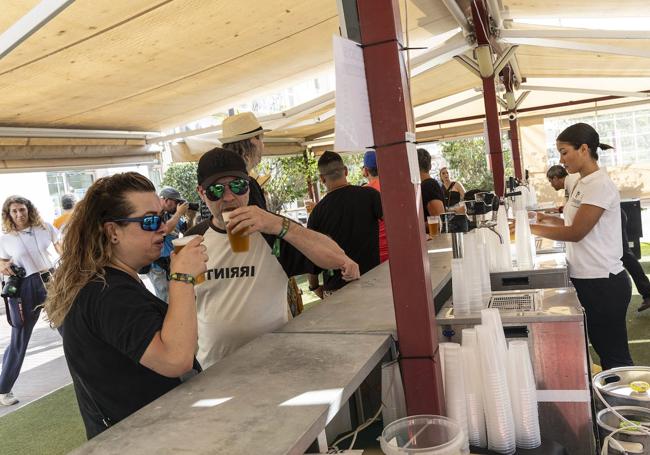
[256, 174, 271, 188]
[219, 112, 271, 144]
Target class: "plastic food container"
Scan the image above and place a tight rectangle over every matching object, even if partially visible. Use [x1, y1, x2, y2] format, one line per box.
[379, 415, 469, 455]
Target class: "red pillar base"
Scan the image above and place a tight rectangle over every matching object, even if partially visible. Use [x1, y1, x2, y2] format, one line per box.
[400, 355, 446, 415]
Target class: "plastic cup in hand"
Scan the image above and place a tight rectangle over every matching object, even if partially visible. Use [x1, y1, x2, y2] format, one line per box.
[222, 209, 250, 253]
[171, 235, 206, 284]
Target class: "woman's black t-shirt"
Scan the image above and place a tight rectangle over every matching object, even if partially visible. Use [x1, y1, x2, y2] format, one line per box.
[62, 267, 192, 439]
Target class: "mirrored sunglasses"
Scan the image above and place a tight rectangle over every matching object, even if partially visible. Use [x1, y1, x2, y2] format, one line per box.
[110, 215, 163, 231]
[206, 178, 250, 201]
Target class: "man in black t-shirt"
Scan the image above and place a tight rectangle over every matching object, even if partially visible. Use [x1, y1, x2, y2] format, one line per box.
[417, 148, 445, 226]
[307, 151, 383, 295]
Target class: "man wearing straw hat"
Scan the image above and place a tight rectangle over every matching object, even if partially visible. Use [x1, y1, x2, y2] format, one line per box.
[219, 111, 270, 210]
[185, 148, 360, 369]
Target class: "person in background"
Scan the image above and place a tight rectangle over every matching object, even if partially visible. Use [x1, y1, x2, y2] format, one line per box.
[53, 194, 76, 231]
[546, 164, 579, 207]
[362, 150, 388, 263]
[417, 148, 445, 230]
[531, 123, 633, 370]
[439, 167, 465, 209]
[45, 173, 207, 438]
[0, 196, 60, 406]
[219, 111, 269, 209]
[307, 151, 382, 296]
[185, 148, 359, 369]
[146, 187, 190, 302]
[546, 164, 650, 313]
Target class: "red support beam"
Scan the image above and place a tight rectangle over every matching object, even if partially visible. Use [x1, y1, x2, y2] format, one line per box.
[509, 117, 523, 180]
[356, 0, 445, 415]
[471, 0, 506, 196]
[502, 69, 523, 180]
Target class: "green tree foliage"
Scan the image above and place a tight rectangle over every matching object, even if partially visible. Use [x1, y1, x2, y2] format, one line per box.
[440, 137, 514, 193]
[161, 162, 200, 202]
[342, 152, 365, 186]
[259, 153, 318, 213]
[257, 151, 367, 213]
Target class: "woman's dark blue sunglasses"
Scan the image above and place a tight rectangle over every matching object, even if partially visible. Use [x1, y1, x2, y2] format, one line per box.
[110, 215, 162, 231]
[206, 178, 250, 201]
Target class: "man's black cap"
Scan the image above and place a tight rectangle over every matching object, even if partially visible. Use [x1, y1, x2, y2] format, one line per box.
[197, 147, 249, 188]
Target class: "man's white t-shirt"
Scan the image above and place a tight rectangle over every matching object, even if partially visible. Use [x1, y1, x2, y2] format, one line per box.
[563, 169, 623, 279]
[0, 223, 59, 276]
[563, 173, 580, 200]
[191, 220, 315, 370]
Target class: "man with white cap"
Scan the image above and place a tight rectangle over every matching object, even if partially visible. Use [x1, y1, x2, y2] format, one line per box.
[185, 148, 360, 369]
[219, 111, 270, 209]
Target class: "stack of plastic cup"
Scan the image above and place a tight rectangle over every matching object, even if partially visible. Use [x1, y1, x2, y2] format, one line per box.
[476, 325, 516, 454]
[481, 308, 509, 370]
[476, 232, 492, 307]
[463, 232, 483, 312]
[461, 329, 487, 448]
[438, 342, 456, 394]
[451, 258, 470, 315]
[515, 209, 534, 270]
[495, 205, 513, 272]
[507, 340, 541, 449]
[443, 343, 469, 443]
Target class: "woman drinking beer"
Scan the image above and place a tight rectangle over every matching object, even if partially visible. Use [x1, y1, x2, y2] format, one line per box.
[45, 172, 207, 438]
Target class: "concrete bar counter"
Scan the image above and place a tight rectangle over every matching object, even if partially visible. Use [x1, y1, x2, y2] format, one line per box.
[71, 235, 454, 454]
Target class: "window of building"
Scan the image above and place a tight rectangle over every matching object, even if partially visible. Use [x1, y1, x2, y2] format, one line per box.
[544, 108, 650, 168]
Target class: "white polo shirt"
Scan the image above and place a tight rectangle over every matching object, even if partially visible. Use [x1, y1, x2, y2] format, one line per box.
[563, 169, 623, 279]
[0, 223, 59, 276]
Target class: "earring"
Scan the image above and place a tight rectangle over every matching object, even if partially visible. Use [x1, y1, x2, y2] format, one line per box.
[112, 237, 118, 243]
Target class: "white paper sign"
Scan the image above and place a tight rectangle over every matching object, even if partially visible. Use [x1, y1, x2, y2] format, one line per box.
[333, 35, 374, 152]
[405, 132, 421, 185]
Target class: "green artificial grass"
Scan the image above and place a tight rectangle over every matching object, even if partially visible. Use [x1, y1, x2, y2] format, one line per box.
[0, 384, 86, 455]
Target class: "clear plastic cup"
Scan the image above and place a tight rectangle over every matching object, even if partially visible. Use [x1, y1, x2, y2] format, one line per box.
[171, 235, 206, 284]
[427, 216, 440, 237]
[222, 209, 250, 253]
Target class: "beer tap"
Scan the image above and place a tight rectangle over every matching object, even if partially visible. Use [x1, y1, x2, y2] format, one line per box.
[465, 192, 503, 244]
[439, 212, 469, 259]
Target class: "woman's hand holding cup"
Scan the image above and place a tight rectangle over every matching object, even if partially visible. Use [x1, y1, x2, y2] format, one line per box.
[171, 235, 207, 283]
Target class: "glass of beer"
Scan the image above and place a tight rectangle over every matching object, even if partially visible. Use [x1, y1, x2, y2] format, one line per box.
[171, 235, 205, 284]
[427, 216, 440, 237]
[222, 209, 250, 253]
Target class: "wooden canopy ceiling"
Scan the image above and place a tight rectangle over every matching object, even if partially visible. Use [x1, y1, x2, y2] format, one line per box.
[2, 0, 650, 162]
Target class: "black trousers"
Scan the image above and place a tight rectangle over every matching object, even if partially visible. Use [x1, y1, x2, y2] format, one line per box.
[571, 270, 633, 371]
[621, 210, 650, 298]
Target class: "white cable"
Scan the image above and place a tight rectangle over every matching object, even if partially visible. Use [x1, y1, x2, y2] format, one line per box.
[328, 404, 384, 453]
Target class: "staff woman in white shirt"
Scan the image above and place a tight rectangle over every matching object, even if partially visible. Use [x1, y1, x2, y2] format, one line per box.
[532, 123, 632, 370]
[0, 196, 60, 405]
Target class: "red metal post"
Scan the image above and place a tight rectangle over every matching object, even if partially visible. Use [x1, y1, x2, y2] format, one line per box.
[356, 0, 445, 415]
[502, 70, 523, 180]
[509, 117, 523, 180]
[471, 0, 506, 196]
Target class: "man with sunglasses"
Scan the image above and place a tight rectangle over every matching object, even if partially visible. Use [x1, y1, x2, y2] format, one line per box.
[145, 187, 190, 302]
[185, 148, 360, 369]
